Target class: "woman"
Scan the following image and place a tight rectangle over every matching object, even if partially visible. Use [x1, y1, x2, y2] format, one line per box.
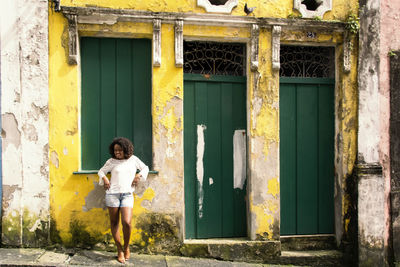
[98, 137, 149, 263]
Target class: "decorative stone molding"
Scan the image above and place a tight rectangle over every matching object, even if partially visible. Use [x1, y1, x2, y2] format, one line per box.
[197, 0, 238, 14]
[272, 26, 281, 71]
[175, 20, 183, 68]
[250, 24, 259, 71]
[153, 19, 161, 67]
[343, 31, 351, 73]
[293, 0, 332, 19]
[65, 14, 78, 65]
[60, 6, 347, 31]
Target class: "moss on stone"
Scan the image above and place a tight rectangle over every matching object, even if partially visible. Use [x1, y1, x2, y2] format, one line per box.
[2, 212, 22, 245]
[180, 244, 209, 257]
[21, 209, 50, 247]
[134, 213, 182, 255]
[68, 220, 103, 248]
[49, 216, 62, 244]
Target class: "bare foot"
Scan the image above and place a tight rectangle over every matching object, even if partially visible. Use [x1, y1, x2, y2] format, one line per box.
[124, 247, 130, 260]
[117, 250, 125, 263]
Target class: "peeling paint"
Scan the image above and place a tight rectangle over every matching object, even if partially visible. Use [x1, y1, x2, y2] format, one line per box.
[196, 124, 206, 218]
[233, 129, 246, 190]
[50, 151, 59, 168]
[2, 185, 19, 210]
[22, 123, 38, 142]
[47, 0, 359, 251]
[82, 182, 106, 212]
[267, 177, 279, 198]
[2, 113, 21, 149]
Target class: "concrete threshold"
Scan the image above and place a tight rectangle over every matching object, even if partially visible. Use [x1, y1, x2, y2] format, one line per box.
[280, 234, 337, 251]
[277, 250, 343, 266]
[181, 238, 281, 263]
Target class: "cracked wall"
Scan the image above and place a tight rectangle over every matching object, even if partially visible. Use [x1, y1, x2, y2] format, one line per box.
[49, 0, 358, 253]
[1, 0, 49, 246]
[357, 0, 400, 265]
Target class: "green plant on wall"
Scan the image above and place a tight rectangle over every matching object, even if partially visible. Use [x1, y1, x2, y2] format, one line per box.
[346, 13, 360, 34]
[288, 12, 302, 19]
[388, 50, 396, 57]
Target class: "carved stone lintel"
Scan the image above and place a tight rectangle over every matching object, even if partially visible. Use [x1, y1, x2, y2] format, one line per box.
[250, 24, 259, 71]
[293, 0, 332, 19]
[343, 31, 351, 73]
[66, 14, 78, 65]
[153, 19, 161, 67]
[272, 25, 281, 71]
[175, 20, 183, 68]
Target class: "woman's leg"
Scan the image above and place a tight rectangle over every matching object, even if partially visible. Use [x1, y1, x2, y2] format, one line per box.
[108, 207, 125, 263]
[120, 207, 133, 259]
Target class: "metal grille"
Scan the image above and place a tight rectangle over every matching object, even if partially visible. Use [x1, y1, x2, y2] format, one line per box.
[184, 41, 245, 76]
[280, 46, 335, 78]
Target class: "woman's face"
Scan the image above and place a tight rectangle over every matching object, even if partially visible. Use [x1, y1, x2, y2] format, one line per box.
[114, 144, 125, 159]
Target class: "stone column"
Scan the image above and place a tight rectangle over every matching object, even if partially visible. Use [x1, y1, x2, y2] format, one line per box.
[357, 0, 386, 265]
[1, 0, 49, 246]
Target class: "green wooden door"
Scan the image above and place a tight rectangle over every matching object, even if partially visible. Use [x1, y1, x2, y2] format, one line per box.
[80, 37, 152, 170]
[184, 74, 247, 239]
[280, 78, 334, 235]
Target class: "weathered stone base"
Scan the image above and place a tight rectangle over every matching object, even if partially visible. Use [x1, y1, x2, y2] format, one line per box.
[275, 250, 343, 266]
[357, 164, 385, 267]
[180, 239, 280, 263]
[359, 247, 385, 267]
[280, 235, 336, 251]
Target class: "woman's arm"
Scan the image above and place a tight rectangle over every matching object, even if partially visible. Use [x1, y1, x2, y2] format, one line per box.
[135, 156, 149, 181]
[131, 156, 149, 187]
[98, 159, 113, 188]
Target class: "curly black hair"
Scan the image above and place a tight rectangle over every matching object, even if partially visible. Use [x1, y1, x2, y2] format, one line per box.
[108, 137, 134, 159]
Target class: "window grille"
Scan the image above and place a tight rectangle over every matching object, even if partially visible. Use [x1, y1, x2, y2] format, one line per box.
[209, 0, 229, 5]
[184, 41, 245, 76]
[280, 46, 335, 78]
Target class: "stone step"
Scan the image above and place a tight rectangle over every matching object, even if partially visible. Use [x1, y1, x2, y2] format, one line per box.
[273, 250, 343, 266]
[280, 234, 337, 251]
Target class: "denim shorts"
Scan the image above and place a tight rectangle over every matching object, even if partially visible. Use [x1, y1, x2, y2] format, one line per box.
[105, 193, 134, 208]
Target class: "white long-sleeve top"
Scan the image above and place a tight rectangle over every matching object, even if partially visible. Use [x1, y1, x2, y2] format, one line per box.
[98, 155, 149, 194]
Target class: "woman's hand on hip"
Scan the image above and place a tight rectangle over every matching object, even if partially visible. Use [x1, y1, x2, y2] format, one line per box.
[103, 177, 110, 190]
[132, 174, 141, 187]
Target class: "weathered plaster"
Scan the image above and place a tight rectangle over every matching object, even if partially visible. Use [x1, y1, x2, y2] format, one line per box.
[1, 0, 49, 246]
[60, 0, 358, 20]
[48, 0, 359, 254]
[379, 0, 400, 264]
[357, 0, 397, 265]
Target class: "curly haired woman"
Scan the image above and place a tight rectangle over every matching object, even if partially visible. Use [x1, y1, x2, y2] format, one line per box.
[98, 137, 149, 263]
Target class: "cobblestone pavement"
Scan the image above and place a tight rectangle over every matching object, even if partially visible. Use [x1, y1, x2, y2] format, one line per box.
[0, 248, 298, 267]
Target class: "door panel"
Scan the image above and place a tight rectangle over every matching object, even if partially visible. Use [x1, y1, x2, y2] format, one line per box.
[80, 37, 152, 169]
[184, 74, 247, 239]
[280, 78, 334, 235]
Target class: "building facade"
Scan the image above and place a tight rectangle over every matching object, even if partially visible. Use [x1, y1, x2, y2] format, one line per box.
[3, 0, 398, 266]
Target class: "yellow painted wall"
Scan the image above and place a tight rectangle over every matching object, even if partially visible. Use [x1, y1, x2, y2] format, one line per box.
[49, 0, 359, 248]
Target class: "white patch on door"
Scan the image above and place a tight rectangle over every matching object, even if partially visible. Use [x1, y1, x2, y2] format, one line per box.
[209, 177, 213, 185]
[233, 129, 246, 190]
[196, 124, 206, 218]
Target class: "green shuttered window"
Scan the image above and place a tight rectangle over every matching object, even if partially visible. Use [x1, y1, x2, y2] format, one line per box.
[81, 37, 152, 170]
